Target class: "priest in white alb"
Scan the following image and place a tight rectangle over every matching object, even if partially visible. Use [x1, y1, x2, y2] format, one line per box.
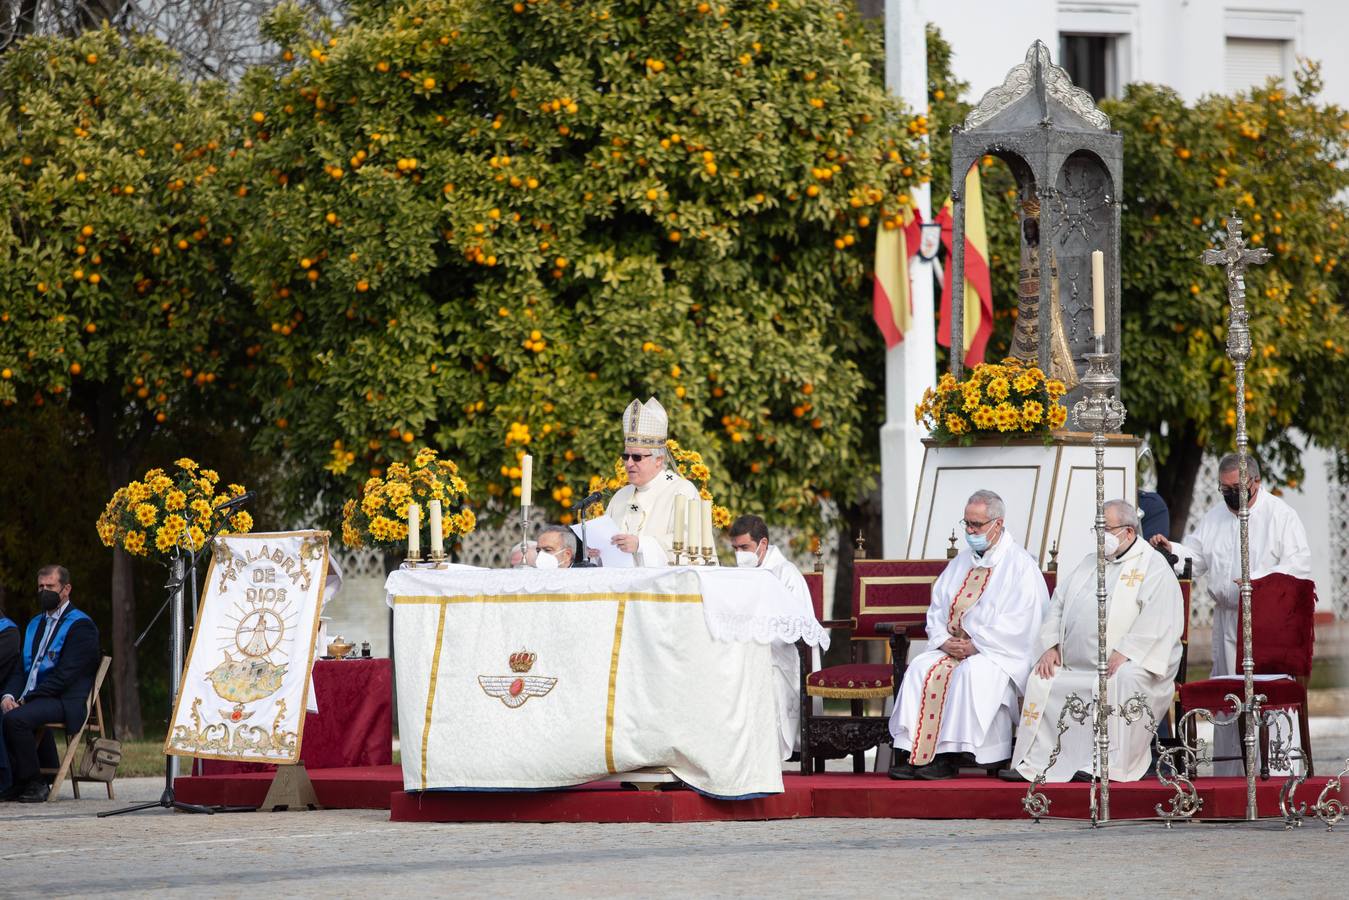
[728, 514, 823, 758]
[607, 397, 703, 566]
[888, 490, 1046, 780]
[1006, 499, 1183, 783]
[1149, 452, 1311, 772]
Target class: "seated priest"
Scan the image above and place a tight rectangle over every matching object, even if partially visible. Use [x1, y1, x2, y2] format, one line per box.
[2, 565, 100, 803]
[729, 514, 822, 758]
[534, 526, 578, 569]
[888, 490, 1046, 780]
[1005, 499, 1182, 783]
[607, 397, 704, 566]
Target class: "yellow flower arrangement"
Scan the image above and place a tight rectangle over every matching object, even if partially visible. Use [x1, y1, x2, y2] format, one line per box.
[97, 459, 252, 561]
[341, 446, 474, 549]
[583, 439, 731, 528]
[915, 358, 1069, 444]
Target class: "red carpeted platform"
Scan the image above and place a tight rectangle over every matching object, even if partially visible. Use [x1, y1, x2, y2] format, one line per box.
[174, 767, 1338, 822]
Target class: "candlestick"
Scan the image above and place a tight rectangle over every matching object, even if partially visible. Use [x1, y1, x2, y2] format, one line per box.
[700, 499, 715, 564]
[407, 502, 420, 560]
[428, 499, 444, 558]
[1091, 250, 1105, 337]
[520, 454, 533, 508]
[688, 498, 702, 559]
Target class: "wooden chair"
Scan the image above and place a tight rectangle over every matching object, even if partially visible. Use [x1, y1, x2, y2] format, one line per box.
[1177, 573, 1316, 777]
[799, 559, 948, 775]
[35, 655, 115, 801]
[802, 570, 825, 623]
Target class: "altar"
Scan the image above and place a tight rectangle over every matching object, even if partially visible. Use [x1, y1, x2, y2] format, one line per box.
[384, 566, 827, 799]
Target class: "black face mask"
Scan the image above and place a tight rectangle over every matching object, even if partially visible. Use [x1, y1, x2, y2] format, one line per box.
[38, 589, 62, 612]
[1220, 485, 1252, 511]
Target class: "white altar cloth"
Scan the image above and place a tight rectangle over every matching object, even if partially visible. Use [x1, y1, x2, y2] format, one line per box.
[385, 566, 825, 798]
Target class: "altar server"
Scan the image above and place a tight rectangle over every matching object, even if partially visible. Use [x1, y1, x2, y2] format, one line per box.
[2, 565, 100, 802]
[1007, 500, 1182, 782]
[1150, 452, 1311, 772]
[607, 397, 703, 566]
[729, 515, 822, 758]
[888, 490, 1046, 780]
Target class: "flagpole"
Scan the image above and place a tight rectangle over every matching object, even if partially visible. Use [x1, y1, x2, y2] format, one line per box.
[879, 0, 934, 558]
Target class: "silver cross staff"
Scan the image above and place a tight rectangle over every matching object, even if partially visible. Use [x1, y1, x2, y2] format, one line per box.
[1202, 211, 1269, 821]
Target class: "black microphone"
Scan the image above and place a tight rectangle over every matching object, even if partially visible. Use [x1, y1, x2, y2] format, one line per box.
[573, 490, 604, 510]
[217, 491, 256, 513]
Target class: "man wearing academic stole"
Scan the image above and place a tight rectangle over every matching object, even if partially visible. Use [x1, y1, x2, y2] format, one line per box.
[607, 397, 703, 566]
[1007, 500, 1182, 783]
[889, 490, 1046, 780]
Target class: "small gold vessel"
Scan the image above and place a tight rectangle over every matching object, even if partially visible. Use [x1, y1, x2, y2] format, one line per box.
[326, 635, 354, 659]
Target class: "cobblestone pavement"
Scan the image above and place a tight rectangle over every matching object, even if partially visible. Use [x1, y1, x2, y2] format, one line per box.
[4, 774, 1347, 898]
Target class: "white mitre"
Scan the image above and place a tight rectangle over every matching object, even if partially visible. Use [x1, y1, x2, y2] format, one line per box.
[623, 396, 668, 448]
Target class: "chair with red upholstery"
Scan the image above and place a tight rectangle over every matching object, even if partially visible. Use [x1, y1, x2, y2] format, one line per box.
[799, 559, 948, 775]
[802, 570, 825, 624]
[1176, 572, 1317, 777]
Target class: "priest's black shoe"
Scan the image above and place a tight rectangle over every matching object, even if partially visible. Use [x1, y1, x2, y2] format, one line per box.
[15, 779, 50, 803]
[914, 754, 960, 780]
[997, 768, 1028, 782]
[888, 762, 917, 780]
[1070, 770, 1094, 783]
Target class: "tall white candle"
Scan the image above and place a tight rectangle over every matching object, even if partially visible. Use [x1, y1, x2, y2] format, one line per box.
[673, 496, 687, 546]
[428, 499, 444, 556]
[700, 499, 715, 552]
[1091, 250, 1105, 337]
[520, 454, 533, 507]
[407, 502, 420, 558]
[688, 498, 701, 554]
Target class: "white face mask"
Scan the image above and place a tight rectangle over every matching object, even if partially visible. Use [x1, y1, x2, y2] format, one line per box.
[534, 550, 560, 570]
[734, 550, 760, 568]
[1102, 531, 1120, 558]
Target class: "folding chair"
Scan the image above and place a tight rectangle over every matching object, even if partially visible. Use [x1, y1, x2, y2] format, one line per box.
[35, 655, 115, 801]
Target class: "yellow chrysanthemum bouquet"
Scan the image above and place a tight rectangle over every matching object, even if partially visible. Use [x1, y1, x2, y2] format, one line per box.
[341, 447, 475, 549]
[915, 358, 1069, 444]
[97, 458, 253, 559]
[585, 439, 731, 529]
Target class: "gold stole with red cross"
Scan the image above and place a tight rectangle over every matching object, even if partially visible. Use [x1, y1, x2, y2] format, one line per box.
[909, 565, 991, 766]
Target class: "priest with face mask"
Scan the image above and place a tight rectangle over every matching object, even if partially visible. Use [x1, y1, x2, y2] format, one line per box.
[1149, 452, 1311, 771]
[607, 397, 704, 566]
[888, 490, 1046, 780]
[1004, 499, 1183, 783]
[729, 515, 822, 757]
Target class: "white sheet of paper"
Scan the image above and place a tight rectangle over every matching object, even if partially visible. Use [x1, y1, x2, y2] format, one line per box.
[570, 516, 634, 568]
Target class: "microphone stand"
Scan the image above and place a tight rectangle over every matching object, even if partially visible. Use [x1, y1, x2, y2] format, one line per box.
[100, 497, 252, 818]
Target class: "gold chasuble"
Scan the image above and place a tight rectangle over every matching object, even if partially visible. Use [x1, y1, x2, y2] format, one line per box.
[910, 566, 990, 766]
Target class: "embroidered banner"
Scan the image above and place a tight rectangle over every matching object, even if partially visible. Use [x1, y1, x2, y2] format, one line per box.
[165, 531, 334, 764]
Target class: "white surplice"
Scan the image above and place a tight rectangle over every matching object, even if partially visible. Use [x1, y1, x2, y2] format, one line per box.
[889, 530, 1046, 764]
[1169, 491, 1311, 773]
[607, 468, 703, 566]
[756, 545, 823, 758]
[1011, 537, 1183, 782]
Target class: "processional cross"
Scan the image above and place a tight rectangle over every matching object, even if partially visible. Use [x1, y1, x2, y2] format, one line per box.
[1201, 213, 1270, 362]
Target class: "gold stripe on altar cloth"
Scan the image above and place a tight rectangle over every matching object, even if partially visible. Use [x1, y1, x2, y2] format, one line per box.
[604, 598, 629, 774]
[420, 601, 450, 790]
[392, 592, 702, 606]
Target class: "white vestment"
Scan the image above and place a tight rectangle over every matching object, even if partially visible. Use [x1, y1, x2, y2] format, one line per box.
[888, 531, 1046, 765]
[1011, 537, 1183, 782]
[1170, 492, 1311, 773]
[757, 545, 822, 758]
[607, 469, 703, 566]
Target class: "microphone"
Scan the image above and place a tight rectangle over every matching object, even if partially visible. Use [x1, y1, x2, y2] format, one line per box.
[217, 491, 256, 513]
[573, 490, 604, 510]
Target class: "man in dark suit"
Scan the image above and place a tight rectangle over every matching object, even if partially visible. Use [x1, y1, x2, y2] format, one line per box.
[1, 565, 100, 802]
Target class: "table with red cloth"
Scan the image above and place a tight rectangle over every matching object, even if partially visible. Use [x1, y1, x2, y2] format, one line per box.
[196, 658, 392, 775]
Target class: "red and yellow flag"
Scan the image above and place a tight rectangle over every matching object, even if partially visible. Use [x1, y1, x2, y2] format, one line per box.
[936, 165, 993, 364]
[872, 207, 923, 349]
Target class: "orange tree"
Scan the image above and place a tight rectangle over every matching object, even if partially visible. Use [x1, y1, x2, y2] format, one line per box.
[231, 0, 926, 532]
[1101, 68, 1349, 530]
[0, 28, 248, 736]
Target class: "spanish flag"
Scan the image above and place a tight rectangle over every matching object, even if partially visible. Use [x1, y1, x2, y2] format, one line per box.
[871, 207, 923, 349]
[936, 165, 993, 364]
